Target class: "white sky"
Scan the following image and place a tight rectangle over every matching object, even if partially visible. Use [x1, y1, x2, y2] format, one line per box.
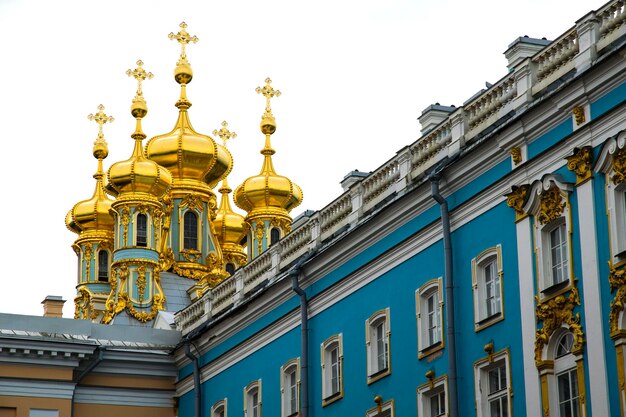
[0, 0, 596, 317]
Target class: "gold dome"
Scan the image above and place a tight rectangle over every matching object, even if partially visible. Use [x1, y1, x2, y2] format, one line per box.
[214, 179, 246, 249]
[107, 63, 172, 199]
[146, 22, 232, 189]
[66, 105, 115, 236]
[235, 78, 302, 217]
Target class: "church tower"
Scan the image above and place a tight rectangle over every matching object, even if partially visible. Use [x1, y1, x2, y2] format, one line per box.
[66, 105, 115, 321]
[102, 60, 173, 324]
[145, 23, 231, 297]
[212, 122, 247, 274]
[235, 78, 303, 259]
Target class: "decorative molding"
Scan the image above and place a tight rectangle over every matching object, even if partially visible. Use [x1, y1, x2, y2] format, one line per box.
[573, 106, 585, 126]
[534, 287, 584, 365]
[613, 147, 626, 185]
[511, 146, 522, 165]
[536, 187, 566, 225]
[609, 262, 626, 337]
[566, 146, 593, 185]
[505, 184, 530, 222]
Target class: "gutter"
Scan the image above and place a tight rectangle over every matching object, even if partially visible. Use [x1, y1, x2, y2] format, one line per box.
[71, 345, 105, 417]
[288, 247, 319, 417]
[429, 170, 459, 417]
[185, 343, 202, 417]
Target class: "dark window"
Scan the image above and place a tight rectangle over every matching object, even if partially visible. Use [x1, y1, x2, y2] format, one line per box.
[270, 227, 280, 245]
[184, 211, 198, 250]
[98, 250, 109, 282]
[225, 263, 235, 276]
[136, 213, 148, 247]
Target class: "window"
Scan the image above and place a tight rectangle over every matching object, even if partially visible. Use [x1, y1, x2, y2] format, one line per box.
[211, 399, 227, 417]
[417, 375, 448, 417]
[554, 333, 579, 417]
[549, 222, 568, 286]
[280, 358, 300, 417]
[184, 211, 199, 250]
[472, 245, 504, 330]
[366, 309, 391, 383]
[598, 139, 626, 262]
[416, 278, 443, 357]
[474, 350, 512, 417]
[244, 380, 262, 417]
[270, 227, 280, 245]
[136, 213, 148, 247]
[226, 262, 236, 276]
[321, 334, 343, 405]
[97, 249, 109, 282]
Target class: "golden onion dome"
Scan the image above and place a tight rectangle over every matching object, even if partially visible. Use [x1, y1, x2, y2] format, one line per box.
[234, 78, 303, 216]
[107, 61, 173, 199]
[145, 22, 232, 189]
[66, 105, 115, 236]
[214, 179, 246, 248]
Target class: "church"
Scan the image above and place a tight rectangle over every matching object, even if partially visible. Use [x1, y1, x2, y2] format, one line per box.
[1, 1, 626, 416]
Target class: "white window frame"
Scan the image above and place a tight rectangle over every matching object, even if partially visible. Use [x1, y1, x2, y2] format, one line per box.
[366, 308, 391, 383]
[321, 334, 343, 406]
[365, 399, 395, 417]
[133, 211, 151, 248]
[472, 245, 504, 331]
[474, 350, 512, 417]
[243, 380, 262, 417]
[416, 375, 448, 417]
[416, 278, 444, 358]
[280, 358, 300, 417]
[548, 331, 581, 417]
[211, 398, 227, 417]
[607, 181, 626, 262]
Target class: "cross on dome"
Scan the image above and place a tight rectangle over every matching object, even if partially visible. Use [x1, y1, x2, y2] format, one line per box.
[126, 60, 153, 98]
[256, 78, 281, 115]
[88, 104, 114, 141]
[213, 121, 237, 147]
[169, 22, 198, 62]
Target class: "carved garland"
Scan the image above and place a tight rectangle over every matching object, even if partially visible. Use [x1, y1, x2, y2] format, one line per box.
[534, 287, 584, 365]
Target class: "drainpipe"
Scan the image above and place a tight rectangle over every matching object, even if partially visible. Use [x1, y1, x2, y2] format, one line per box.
[430, 174, 459, 417]
[71, 345, 105, 417]
[289, 247, 319, 417]
[185, 343, 202, 417]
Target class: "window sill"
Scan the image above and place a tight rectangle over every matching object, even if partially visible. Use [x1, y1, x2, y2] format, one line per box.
[367, 367, 391, 385]
[322, 391, 343, 407]
[474, 313, 504, 332]
[418, 341, 444, 360]
[541, 279, 570, 295]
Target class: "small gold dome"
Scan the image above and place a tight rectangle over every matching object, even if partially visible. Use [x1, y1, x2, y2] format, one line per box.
[234, 145, 303, 217]
[214, 180, 246, 249]
[66, 170, 114, 235]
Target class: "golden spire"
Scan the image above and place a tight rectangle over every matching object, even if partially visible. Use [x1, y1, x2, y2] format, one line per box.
[126, 59, 153, 99]
[126, 59, 152, 136]
[213, 121, 236, 189]
[256, 78, 281, 136]
[169, 22, 198, 88]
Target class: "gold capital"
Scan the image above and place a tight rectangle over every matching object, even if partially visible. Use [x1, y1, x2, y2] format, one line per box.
[126, 60, 153, 98]
[213, 121, 237, 146]
[88, 104, 114, 141]
[256, 77, 281, 115]
[169, 22, 198, 63]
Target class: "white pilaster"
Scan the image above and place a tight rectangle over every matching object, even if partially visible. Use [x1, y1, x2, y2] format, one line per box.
[576, 179, 611, 416]
[515, 216, 542, 414]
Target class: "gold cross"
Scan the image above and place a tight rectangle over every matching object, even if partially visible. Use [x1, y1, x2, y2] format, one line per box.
[88, 104, 114, 139]
[256, 78, 281, 114]
[126, 60, 153, 98]
[169, 22, 198, 62]
[213, 121, 237, 146]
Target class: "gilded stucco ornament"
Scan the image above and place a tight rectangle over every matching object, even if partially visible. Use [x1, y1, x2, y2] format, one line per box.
[505, 184, 530, 222]
[572, 106, 585, 126]
[159, 248, 175, 271]
[137, 265, 147, 302]
[537, 187, 566, 225]
[181, 248, 202, 262]
[121, 207, 130, 243]
[255, 222, 265, 255]
[510, 147, 522, 165]
[609, 261, 626, 336]
[534, 287, 584, 365]
[180, 193, 203, 211]
[84, 244, 93, 279]
[566, 146, 593, 185]
[74, 286, 95, 320]
[612, 147, 626, 185]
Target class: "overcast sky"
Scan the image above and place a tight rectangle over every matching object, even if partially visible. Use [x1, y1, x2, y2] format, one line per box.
[0, 0, 597, 317]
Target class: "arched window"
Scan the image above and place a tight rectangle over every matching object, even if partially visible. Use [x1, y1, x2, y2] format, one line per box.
[225, 263, 235, 276]
[550, 331, 580, 417]
[136, 213, 148, 247]
[97, 250, 109, 282]
[271, 227, 281, 245]
[184, 211, 198, 250]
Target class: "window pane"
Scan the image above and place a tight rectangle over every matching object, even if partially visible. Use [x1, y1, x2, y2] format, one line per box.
[98, 250, 109, 281]
[184, 211, 198, 250]
[330, 347, 340, 395]
[136, 214, 147, 247]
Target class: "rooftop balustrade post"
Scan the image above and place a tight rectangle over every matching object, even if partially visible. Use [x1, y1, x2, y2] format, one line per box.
[512, 59, 535, 110]
[234, 270, 245, 303]
[448, 110, 466, 157]
[575, 12, 600, 73]
[348, 184, 364, 226]
[203, 289, 213, 321]
[395, 147, 412, 194]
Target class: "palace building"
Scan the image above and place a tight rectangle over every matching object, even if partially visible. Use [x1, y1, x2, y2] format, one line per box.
[2, 1, 626, 416]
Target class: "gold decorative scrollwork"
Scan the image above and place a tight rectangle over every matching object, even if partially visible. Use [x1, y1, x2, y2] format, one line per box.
[609, 261, 626, 337]
[173, 263, 207, 280]
[535, 287, 584, 365]
[136, 204, 150, 214]
[137, 265, 147, 303]
[255, 222, 265, 255]
[121, 207, 130, 243]
[74, 286, 94, 320]
[84, 244, 93, 280]
[180, 193, 203, 211]
[537, 188, 566, 225]
[181, 248, 202, 262]
[510, 147, 522, 165]
[572, 106, 585, 126]
[505, 184, 530, 222]
[159, 247, 174, 272]
[612, 147, 626, 185]
[565, 146, 593, 185]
